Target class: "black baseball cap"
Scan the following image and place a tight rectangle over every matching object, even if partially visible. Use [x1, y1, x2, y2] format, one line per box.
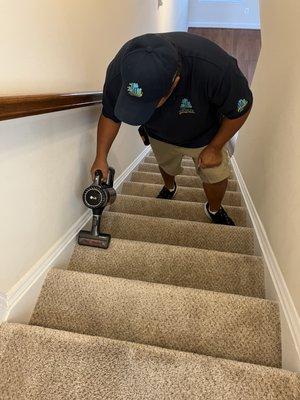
[114, 34, 179, 126]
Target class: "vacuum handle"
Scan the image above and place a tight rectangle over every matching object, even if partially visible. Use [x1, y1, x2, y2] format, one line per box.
[106, 167, 115, 187]
[94, 170, 103, 185]
[94, 168, 115, 187]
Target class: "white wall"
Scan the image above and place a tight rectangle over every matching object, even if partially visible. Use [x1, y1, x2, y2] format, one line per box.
[235, 0, 300, 319]
[158, 0, 189, 32]
[0, 0, 189, 318]
[234, 0, 300, 370]
[188, 0, 260, 29]
[0, 107, 98, 293]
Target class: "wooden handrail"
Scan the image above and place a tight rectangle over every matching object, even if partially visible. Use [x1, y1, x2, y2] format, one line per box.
[0, 91, 103, 121]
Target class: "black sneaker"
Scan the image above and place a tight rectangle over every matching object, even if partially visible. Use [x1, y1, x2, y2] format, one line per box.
[204, 202, 235, 226]
[157, 182, 177, 200]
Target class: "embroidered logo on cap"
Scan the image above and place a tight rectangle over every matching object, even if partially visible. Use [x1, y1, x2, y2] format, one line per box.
[237, 98, 248, 113]
[179, 98, 195, 115]
[127, 82, 143, 98]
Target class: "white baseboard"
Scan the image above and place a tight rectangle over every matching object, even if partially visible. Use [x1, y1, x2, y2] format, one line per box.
[231, 156, 300, 372]
[0, 293, 8, 322]
[189, 21, 260, 29]
[0, 146, 151, 324]
[1, 210, 91, 324]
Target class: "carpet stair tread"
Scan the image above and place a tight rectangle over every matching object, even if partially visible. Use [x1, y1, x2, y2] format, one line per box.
[1, 323, 298, 400]
[100, 211, 255, 255]
[121, 181, 242, 206]
[109, 194, 247, 226]
[69, 238, 264, 298]
[30, 268, 281, 367]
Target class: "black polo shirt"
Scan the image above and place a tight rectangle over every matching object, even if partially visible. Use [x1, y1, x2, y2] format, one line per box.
[102, 32, 253, 148]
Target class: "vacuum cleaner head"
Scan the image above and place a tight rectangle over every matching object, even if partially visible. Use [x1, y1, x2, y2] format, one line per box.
[78, 168, 116, 249]
[77, 228, 112, 249]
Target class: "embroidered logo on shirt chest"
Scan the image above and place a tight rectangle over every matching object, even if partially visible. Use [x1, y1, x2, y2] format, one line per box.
[179, 98, 195, 115]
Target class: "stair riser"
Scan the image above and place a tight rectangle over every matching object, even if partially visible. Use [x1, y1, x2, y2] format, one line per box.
[139, 162, 235, 179]
[131, 172, 238, 191]
[31, 270, 281, 367]
[100, 212, 255, 255]
[69, 240, 265, 298]
[121, 181, 242, 206]
[109, 195, 247, 226]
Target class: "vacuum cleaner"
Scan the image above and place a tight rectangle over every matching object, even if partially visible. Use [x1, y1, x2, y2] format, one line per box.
[78, 167, 116, 249]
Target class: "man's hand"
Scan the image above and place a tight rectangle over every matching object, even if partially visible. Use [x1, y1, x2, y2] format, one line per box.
[90, 114, 121, 182]
[198, 145, 223, 169]
[91, 157, 109, 181]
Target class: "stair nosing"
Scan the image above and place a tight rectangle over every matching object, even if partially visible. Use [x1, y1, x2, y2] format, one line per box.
[3, 322, 293, 377]
[123, 180, 241, 197]
[115, 193, 246, 211]
[49, 267, 278, 308]
[104, 210, 253, 233]
[72, 237, 263, 262]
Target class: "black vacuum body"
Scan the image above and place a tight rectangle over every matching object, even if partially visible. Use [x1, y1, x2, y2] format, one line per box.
[78, 167, 116, 249]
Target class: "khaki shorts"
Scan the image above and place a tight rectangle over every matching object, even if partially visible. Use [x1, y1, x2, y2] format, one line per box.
[149, 136, 231, 184]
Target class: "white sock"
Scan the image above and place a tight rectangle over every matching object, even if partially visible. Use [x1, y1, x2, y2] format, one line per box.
[208, 205, 220, 214]
[168, 184, 175, 191]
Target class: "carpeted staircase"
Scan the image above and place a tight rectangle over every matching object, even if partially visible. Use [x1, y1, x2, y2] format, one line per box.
[0, 151, 299, 399]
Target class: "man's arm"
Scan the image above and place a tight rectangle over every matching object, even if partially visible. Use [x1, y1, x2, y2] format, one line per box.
[91, 114, 121, 179]
[199, 107, 251, 168]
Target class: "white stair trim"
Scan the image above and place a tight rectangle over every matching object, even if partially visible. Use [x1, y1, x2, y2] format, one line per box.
[1, 210, 91, 322]
[0, 293, 8, 321]
[0, 146, 151, 323]
[231, 156, 300, 371]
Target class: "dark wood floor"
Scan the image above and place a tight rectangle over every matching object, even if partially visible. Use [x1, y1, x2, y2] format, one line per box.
[188, 27, 261, 84]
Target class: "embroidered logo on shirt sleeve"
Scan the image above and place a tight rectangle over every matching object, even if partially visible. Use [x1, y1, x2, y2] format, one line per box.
[179, 98, 195, 115]
[237, 98, 249, 113]
[127, 82, 143, 97]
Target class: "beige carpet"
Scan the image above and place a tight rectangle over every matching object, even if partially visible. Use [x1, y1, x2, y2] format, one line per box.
[31, 268, 281, 366]
[100, 212, 254, 254]
[109, 194, 247, 226]
[122, 181, 242, 206]
[1, 323, 299, 400]
[1, 152, 299, 399]
[69, 238, 265, 297]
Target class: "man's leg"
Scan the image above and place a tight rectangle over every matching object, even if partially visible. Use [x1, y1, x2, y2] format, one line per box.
[202, 177, 234, 225]
[159, 166, 175, 190]
[191, 145, 235, 225]
[202, 178, 228, 212]
[148, 136, 182, 199]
